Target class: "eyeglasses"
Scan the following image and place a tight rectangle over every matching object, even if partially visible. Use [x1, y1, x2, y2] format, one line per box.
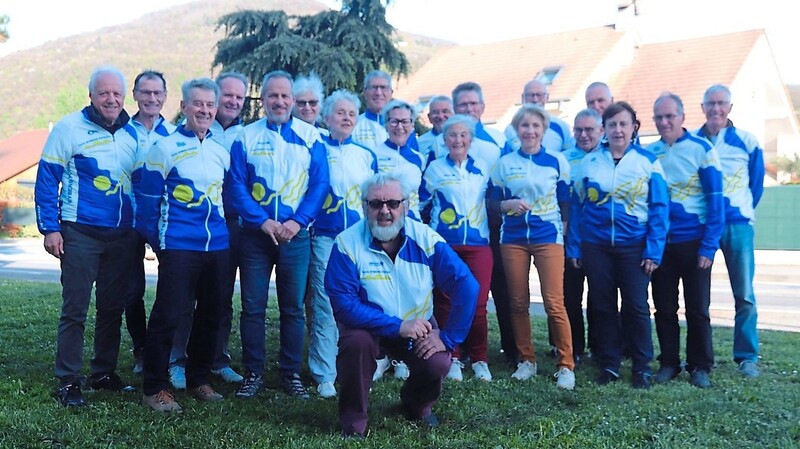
[653, 114, 679, 121]
[703, 100, 730, 107]
[367, 85, 391, 92]
[365, 198, 406, 210]
[574, 127, 599, 134]
[387, 119, 413, 127]
[456, 101, 482, 109]
[296, 100, 319, 107]
[136, 89, 165, 97]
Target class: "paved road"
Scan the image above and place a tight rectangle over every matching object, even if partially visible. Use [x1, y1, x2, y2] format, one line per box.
[1, 238, 798, 332]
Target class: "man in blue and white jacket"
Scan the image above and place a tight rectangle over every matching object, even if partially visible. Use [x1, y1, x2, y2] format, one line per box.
[35, 66, 139, 408]
[135, 78, 230, 413]
[696, 84, 765, 378]
[325, 173, 478, 437]
[229, 71, 329, 400]
[504, 79, 575, 154]
[648, 93, 724, 389]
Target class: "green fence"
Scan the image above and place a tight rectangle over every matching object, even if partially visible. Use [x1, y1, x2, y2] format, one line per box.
[755, 185, 800, 250]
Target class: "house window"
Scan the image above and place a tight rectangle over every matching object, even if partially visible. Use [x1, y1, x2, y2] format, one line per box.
[536, 66, 562, 85]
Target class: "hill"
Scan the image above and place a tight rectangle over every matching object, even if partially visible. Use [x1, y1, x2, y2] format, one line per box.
[0, 0, 453, 140]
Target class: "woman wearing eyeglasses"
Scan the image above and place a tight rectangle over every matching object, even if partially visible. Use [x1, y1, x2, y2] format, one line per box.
[419, 114, 494, 383]
[307, 90, 379, 399]
[490, 104, 576, 390]
[292, 73, 325, 131]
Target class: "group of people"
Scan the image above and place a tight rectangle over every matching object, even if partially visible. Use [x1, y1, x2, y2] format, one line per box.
[34, 63, 763, 437]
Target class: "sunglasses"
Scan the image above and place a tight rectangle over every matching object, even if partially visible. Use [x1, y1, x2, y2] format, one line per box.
[296, 100, 319, 107]
[365, 199, 406, 210]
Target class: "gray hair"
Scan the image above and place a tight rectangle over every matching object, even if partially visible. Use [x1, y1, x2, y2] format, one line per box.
[88, 65, 126, 94]
[511, 104, 550, 131]
[363, 70, 392, 91]
[322, 89, 361, 120]
[381, 99, 417, 125]
[360, 172, 412, 201]
[261, 70, 293, 97]
[216, 71, 248, 90]
[586, 81, 613, 97]
[452, 82, 484, 105]
[442, 114, 477, 138]
[294, 72, 325, 102]
[133, 70, 166, 93]
[428, 95, 453, 109]
[574, 108, 602, 126]
[703, 84, 732, 103]
[654, 92, 685, 115]
[182, 78, 220, 104]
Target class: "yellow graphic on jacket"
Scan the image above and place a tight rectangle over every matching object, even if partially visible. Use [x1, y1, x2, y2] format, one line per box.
[668, 174, 701, 201]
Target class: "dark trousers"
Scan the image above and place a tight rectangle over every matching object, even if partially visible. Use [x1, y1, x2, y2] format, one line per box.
[582, 242, 653, 375]
[490, 224, 516, 363]
[337, 323, 451, 435]
[212, 216, 241, 369]
[142, 249, 229, 395]
[55, 224, 137, 385]
[652, 240, 714, 372]
[550, 257, 589, 357]
[124, 238, 147, 356]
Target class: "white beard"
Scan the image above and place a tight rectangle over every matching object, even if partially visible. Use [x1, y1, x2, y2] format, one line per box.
[369, 214, 405, 242]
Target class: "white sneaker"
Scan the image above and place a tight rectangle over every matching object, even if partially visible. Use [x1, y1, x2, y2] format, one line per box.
[317, 381, 337, 398]
[511, 361, 537, 381]
[212, 366, 244, 383]
[392, 360, 410, 380]
[168, 365, 186, 390]
[554, 367, 576, 390]
[447, 358, 464, 381]
[373, 356, 391, 381]
[472, 361, 493, 382]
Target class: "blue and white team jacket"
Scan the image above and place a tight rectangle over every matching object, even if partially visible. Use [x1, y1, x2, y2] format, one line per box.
[209, 117, 243, 151]
[491, 149, 571, 245]
[35, 107, 138, 234]
[418, 129, 445, 167]
[420, 155, 491, 246]
[562, 144, 598, 170]
[427, 121, 503, 171]
[135, 125, 230, 252]
[374, 140, 426, 221]
[352, 110, 388, 152]
[504, 114, 575, 154]
[566, 143, 669, 263]
[229, 117, 329, 229]
[647, 131, 725, 260]
[130, 114, 176, 153]
[313, 134, 378, 238]
[695, 122, 765, 225]
[324, 218, 479, 351]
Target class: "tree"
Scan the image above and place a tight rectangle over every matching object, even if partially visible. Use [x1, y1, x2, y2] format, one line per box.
[212, 0, 408, 122]
[774, 154, 800, 184]
[0, 15, 9, 43]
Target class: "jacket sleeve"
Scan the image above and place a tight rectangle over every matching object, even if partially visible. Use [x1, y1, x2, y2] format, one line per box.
[565, 162, 584, 260]
[430, 241, 479, 351]
[748, 144, 765, 208]
[34, 121, 73, 234]
[644, 160, 669, 264]
[290, 139, 329, 227]
[134, 143, 169, 249]
[698, 148, 725, 260]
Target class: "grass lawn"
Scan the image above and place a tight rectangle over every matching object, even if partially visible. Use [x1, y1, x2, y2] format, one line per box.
[0, 279, 798, 449]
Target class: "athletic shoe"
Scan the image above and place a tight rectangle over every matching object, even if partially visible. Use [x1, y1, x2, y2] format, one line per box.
[168, 365, 186, 390]
[235, 373, 263, 398]
[446, 358, 464, 381]
[212, 366, 244, 383]
[472, 361, 493, 382]
[392, 360, 410, 380]
[57, 381, 86, 407]
[142, 389, 182, 413]
[595, 369, 620, 385]
[554, 367, 575, 390]
[690, 370, 712, 389]
[632, 371, 652, 389]
[511, 361, 537, 381]
[88, 373, 127, 392]
[653, 365, 680, 384]
[738, 361, 760, 378]
[191, 384, 223, 401]
[373, 356, 391, 381]
[280, 373, 310, 400]
[317, 381, 337, 398]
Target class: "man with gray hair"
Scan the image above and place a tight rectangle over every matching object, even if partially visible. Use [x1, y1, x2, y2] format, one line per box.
[135, 77, 229, 412]
[230, 70, 329, 400]
[353, 70, 393, 150]
[35, 65, 139, 407]
[696, 84, 765, 378]
[325, 172, 478, 437]
[504, 79, 574, 153]
[585, 81, 614, 115]
[418, 95, 453, 164]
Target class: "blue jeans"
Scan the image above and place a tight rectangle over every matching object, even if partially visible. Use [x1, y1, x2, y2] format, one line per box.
[582, 242, 653, 375]
[239, 228, 310, 376]
[308, 234, 338, 384]
[719, 223, 759, 363]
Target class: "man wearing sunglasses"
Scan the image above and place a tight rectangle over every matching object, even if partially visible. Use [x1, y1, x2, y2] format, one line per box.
[325, 172, 479, 438]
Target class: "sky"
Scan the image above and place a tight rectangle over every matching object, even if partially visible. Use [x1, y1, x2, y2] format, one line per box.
[2, 0, 798, 82]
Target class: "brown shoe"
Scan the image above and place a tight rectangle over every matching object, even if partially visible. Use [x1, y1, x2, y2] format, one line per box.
[191, 384, 223, 402]
[142, 390, 182, 413]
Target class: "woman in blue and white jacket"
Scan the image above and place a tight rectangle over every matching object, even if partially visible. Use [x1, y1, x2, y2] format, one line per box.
[566, 101, 669, 389]
[491, 104, 575, 390]
[307, 90, 378, 398]
[420, 114, 494, 383]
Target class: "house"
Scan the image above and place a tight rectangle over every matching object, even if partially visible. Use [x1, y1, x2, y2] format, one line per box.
[0, 129, 49, 189]
[394, 26, 800, 183]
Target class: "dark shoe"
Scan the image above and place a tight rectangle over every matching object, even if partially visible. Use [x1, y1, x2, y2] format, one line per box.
[737, 361, 760, 378]
[235, 373, 263, 398]
[57, 381, 86, 407]
[690, 370, 712, 389]
[594, 369, 619, 386]
[341, 430, 366, 439]
[574, 353, 586, 366]
[280, 373, 310, 400]
[654, 365, 680, 384]
[632, 371, 652, 390]
[420, 413, 440, 428]
[88, 373, 132, 392]
[191, 384, 224, 401]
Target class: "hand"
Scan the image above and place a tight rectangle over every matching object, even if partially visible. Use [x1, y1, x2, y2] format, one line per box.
[43, 232, 64, 259]
[697, 255, 713, 270]
[277, 219, 301, 242]
[503, 199, 530, 216]
[413, 329, 447, 360]
[259, 219, 282, 245]
[569, 258, 582, 269]
[641, 258, 659, 275]
[399, 318, 432, 340]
